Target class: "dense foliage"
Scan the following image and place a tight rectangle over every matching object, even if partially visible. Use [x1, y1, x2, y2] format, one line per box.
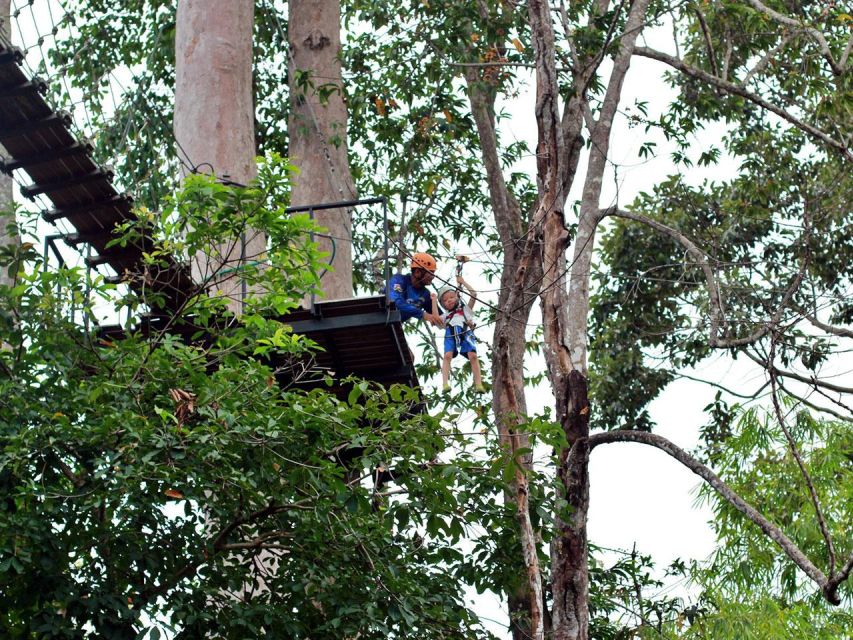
[0, 168, 510, 638]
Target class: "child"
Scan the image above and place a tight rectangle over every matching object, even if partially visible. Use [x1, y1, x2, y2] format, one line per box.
[434, 275, 485, 393]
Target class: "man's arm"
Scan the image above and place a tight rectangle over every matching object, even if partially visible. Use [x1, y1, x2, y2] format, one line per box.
[424, 291, 444, 327]
[388, 275, 425, 319]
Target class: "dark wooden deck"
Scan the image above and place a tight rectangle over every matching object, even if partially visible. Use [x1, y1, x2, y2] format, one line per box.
[277, 295, 416, 389]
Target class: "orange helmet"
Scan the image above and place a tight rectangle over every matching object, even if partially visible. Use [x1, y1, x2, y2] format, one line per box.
[410, 252, 437, 272]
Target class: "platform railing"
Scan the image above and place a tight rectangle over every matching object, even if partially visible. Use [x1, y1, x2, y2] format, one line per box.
[283, 196, 390, 313]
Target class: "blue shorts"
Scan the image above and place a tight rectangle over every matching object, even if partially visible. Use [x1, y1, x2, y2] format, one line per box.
[444, 325, 476, 357]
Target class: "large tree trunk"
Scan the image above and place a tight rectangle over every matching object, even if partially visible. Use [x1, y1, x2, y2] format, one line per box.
[537, 0, 650, 637]
[288, 0, 356, 301]
[174, 0, 262, 313]
[0, 0, 19, 292]
[464, 54, 547, 637]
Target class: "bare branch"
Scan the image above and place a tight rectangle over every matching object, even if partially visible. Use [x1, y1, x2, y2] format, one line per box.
[221, 528, 294, 551]
[221, 543, 290, 551]
[692, 3, 718, 77]
[743, 0, 844, 75]
[745, 351, 853, 396]
[558, 5, 596, 135]
[742, 30, 795, 85]
[710, 253, 807, 349]
[840, 33, 853, 70]
[450, 60, 536, 69]
[588, 430, 840, 603]
[778, 380, 853, 423]
[634, 46, 853, 160]
[721, 34, 733, 81]
[675, 371, 770, 400]
[803, 313, 853, 339]
[769, 339, 836, 573]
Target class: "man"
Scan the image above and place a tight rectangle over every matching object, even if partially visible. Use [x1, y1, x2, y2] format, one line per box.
[388, 252, 443, 327]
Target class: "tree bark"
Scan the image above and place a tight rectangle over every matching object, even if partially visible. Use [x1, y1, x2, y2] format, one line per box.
[550, 372, 590, 640]
[174, 0, 262, 313]
[526, 0, 590, 637]
[0, 0, 19, 292]
[539, 1, 651, 637]
[288, 0, 356, 301]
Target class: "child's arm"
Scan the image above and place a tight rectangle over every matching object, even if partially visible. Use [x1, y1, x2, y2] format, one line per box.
[430, 291, 440, 318]
[456, 276, 477, 312]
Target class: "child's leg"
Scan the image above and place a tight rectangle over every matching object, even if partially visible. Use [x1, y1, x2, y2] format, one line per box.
[467, 351, 484, 391]
[442, 351, 453, 390]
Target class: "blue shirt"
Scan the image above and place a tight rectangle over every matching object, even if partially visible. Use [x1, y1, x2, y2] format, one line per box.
[388, 273, 432, 321]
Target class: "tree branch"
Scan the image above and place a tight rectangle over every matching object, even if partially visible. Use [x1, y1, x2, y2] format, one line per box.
[825, 551, 853, 604]
[588, 429, 842, 603]
[634, 46, 853, 160]
[604, 207, 811, 348]
[462, 68, 524, 244]
[692, 3, 718, 77]
[450, 60, 536, 69]
[840, 33, 853, 70]
[742, 30, 795, 85]
[743, 0, 844, 76]
[52, 450, 87, 489]
[768, 339, 836, 573]
[778, 380, 853, 423]
[603, 207, 726, 344]
[745, 350, 853, 395]
[221, 528, 294, 551]
[803, 313, 853, 339]
[675, 371, 770, 400]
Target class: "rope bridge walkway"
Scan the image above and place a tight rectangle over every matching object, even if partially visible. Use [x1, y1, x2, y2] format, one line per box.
[0, 28, 195, 313]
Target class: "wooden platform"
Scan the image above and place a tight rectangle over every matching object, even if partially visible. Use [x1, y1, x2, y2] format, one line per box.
[99, 295, 419, 393]
[276, 296, 416, 389]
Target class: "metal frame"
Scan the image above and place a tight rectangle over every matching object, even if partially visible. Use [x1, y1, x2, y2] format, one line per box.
[284, 196, 391, 313]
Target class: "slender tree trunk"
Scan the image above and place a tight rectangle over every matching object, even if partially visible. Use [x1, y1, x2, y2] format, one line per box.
[464, 59, 548, 638]
[288, 0, 356, 301]
[493, 246, 546, 639]
[0, 0, 19, 292]
[174, 0, 262, 313]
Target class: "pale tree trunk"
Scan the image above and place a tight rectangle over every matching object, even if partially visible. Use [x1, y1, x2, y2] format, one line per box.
[174, 0, 262, 314]
[288, 0, 356, 301]
[1, 0, 19, 292]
